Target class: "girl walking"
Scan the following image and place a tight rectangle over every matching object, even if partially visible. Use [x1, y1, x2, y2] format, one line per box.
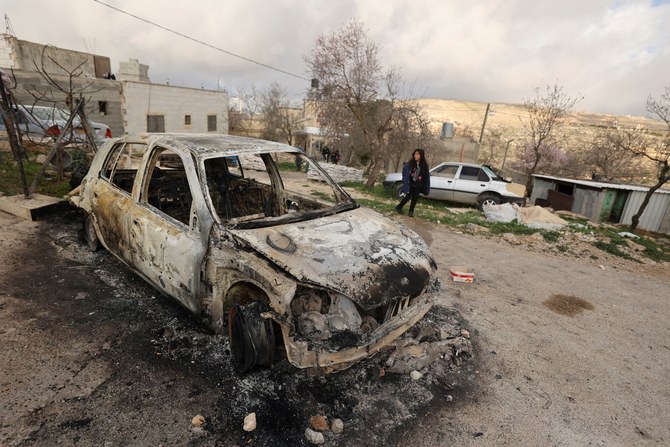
[395, 148, 430, 217]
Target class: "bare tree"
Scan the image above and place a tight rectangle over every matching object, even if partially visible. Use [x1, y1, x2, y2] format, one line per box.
[229, 85, 262, 137]
[304, 20, 425, 186]
[520, 84, 582, 196]
[478, 125, 516, 169]
[579, 120, 654, 182]
[609, 87, 670, 232]
[259, 82, 304, 145]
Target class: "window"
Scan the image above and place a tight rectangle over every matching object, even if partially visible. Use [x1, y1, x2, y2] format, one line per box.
[98, 101, 107, 115]
[101, 142, 148, 194]
[459, 166, 481, 181]
[147, 114, 165, 133]
[184, 114, 191, 126]
[433, 165, 459, 178]
[477, 170, 490, 182]
[207, 115, 217, 132]
[143, 148, 193, 226]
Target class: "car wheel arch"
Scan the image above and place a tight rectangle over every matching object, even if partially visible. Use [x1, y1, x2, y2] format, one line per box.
[82, 212, 101, 251]
[223, 282, 280, 373]
[477, 192, 503, 210]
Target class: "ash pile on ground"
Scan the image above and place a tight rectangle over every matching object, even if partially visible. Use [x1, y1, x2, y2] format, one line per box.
[2, 207, 476, 447]
[150, 304, 475, 446]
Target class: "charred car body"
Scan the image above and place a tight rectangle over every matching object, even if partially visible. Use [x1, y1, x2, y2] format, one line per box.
[71, 134, 439, 372]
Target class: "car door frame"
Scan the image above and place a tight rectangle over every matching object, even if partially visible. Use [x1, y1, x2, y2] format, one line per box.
[452, 165, 492, 204]
[426, 163, 459, 201]
[127, 142, 213, 314]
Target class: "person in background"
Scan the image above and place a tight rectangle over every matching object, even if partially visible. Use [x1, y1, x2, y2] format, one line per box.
[330, 149, 340, 164]
[395, 148, 430, 217]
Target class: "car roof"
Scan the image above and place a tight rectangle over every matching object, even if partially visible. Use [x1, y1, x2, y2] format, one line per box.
[434, 161, 483, 168]
[118, 133, 301, 159]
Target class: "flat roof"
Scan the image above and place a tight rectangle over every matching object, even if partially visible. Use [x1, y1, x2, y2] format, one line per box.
[533, 174, 670, 194]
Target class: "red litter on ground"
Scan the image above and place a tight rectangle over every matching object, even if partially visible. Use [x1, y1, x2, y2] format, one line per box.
[449, 266, 475, 283]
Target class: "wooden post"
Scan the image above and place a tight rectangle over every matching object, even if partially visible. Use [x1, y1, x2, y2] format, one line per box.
[0, 73, 30, 198]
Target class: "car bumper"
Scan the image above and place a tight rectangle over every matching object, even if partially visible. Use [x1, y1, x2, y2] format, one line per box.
[281, 292, 436, 373]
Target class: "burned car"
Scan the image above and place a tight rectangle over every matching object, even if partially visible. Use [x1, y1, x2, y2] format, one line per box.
[71, 134, 439, 373]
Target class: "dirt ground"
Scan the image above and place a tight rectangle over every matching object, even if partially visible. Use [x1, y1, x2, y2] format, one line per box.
[0, 203, 668, 446]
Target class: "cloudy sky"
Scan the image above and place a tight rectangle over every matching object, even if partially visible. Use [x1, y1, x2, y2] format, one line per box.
[2, 0, 669, 116]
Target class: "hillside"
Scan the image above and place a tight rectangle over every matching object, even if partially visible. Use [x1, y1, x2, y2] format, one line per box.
[417, 98, 667, 135]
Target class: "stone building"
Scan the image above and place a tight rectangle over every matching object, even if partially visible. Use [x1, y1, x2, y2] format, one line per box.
[0, 34, 228, 137]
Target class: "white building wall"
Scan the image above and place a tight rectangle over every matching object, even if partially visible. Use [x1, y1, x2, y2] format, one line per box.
[0, 35, 18, 69]
[121, 81, 228, 135]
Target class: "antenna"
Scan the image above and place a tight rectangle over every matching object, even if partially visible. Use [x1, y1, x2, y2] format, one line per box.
[5, 14, 16, 37]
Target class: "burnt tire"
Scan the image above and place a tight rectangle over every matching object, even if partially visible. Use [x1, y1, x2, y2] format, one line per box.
[228, 302, 276, 374]
[83, 213, 101, 252]
[478, 193, 501, 211]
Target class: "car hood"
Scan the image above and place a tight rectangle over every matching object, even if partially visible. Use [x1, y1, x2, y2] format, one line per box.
[225, 207, 436, 310]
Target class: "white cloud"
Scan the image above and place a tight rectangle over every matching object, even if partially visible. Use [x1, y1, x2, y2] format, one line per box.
[2, 0, 668, 115]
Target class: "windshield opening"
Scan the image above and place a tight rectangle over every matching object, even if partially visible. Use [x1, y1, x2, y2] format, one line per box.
[203, 151, 355, 226]
[482, 165, 504, 181]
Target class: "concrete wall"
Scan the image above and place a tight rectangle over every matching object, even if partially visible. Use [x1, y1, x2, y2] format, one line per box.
[432, 137, 480, 164]
[0, 34, 109, 78]
[121, 81, 229, 134]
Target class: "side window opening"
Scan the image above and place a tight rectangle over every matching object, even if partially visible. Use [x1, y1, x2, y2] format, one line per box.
[459, 166, 481, 181]
[101, 142, 147, 194]
[477, 170, 490, 182]
[144, 148, 193, 226]
[434, 165, 458, 178]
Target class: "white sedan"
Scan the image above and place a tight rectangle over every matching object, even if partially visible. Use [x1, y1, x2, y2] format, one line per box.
[384, 162, 526, 210]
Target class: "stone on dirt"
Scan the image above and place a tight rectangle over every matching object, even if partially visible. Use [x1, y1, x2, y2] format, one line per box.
[305, 427, 325, 444]
[309, 414, 329, 431]
[191, 414, 205, 427]
[410, 370, 423, 380]
[331, 418, 344, 434]
[243, 412, 256, 432]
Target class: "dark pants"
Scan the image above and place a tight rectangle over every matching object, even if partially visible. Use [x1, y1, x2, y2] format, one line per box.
[397, 184, 420, 213]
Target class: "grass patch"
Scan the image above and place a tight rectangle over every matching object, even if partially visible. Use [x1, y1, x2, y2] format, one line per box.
[542, 231, 562, 243]
[0, 152, 72, 197]
[309, 190, 332, 201]
[592, 239, 637, 261]
[634, 237, 670, 262]
[276, 161, 303, 172]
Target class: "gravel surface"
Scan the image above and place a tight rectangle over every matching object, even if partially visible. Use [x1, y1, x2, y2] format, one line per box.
[0, 204, 668, 446]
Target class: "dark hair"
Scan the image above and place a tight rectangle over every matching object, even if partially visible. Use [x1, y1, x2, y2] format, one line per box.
[408, 148, 429, 171]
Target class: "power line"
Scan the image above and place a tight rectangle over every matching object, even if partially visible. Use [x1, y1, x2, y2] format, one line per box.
[92, 0, 310, 82]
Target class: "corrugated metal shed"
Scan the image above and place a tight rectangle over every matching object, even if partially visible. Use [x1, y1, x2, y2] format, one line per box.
[534, 175, 670, 194]
[620, 190, 670, 233]
[532, 175, 670, 235]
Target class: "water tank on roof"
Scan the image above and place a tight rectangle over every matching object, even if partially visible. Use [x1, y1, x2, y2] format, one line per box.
[441, 122, 454, 138]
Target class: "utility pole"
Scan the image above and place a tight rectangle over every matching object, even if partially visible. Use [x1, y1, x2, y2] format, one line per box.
[501, 139, 514, 170]
[478, 103, 490, 144]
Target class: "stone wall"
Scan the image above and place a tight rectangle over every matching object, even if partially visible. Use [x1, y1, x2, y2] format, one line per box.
[121, 81, 229, 134]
